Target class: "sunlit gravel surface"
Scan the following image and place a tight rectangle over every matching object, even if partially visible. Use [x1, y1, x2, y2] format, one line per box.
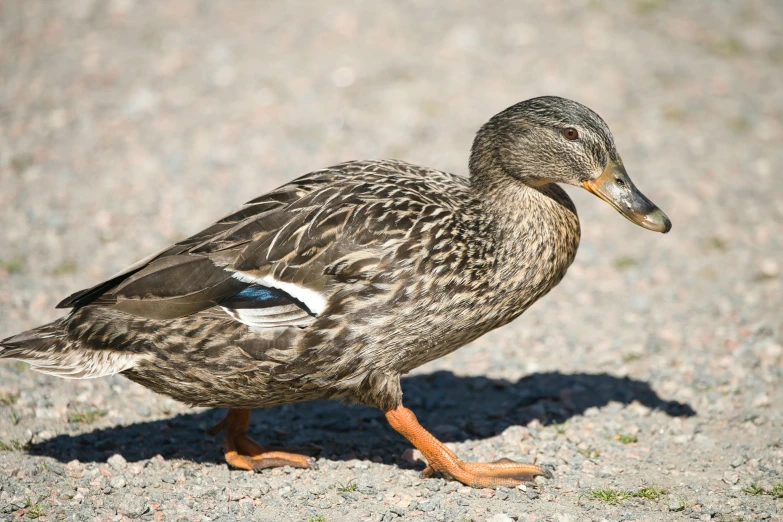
[1, 1, 782, 521]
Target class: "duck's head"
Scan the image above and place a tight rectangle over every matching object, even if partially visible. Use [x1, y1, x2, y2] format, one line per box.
[470, 96, 671, 233]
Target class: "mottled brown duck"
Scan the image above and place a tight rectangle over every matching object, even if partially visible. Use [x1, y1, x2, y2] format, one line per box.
[1, 96, 671, 488]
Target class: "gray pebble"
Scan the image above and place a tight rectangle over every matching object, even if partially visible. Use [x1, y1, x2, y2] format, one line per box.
[488, 515, 514, 522]
[722, 471, 740, 485]
[160, 473, 179, 484]
[118, 494, 148, 518]
[668, 497, 685, 511]
[730, 455, 747, 468]
[417, 500, 438, 512]
[424, 479, 443, 492]
[107, 454, 127, 471]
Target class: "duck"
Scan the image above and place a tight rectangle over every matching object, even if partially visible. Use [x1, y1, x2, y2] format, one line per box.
[0, 96, 671, 488]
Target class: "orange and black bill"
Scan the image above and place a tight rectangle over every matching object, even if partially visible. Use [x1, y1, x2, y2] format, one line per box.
[583, 160, 672, 233]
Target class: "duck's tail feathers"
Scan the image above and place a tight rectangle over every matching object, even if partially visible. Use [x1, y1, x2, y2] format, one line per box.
[1, 320, 141, 379]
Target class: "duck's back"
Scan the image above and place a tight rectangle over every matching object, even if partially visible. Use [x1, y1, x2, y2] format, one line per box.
[59, 159, 472, 312]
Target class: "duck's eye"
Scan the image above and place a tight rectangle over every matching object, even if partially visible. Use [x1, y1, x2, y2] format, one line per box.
[562, 128, 579, 141]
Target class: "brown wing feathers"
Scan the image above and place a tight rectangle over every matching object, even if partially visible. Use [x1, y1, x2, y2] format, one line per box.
[52, 161, 465, 331]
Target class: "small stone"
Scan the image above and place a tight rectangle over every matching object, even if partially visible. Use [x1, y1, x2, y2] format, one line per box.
[110, 476, 127, 489]
[442, 482, 459, 493]
[160, 473, 178, 484]
[418, 500, 438, 512]
[759, 259, 779, 278]
[35, 407, 59, 419]
[722, 471, 739, 485]
[37, 430, 55, 441]
[629, 401, 652, 417]
[479, 488, 495, 498]
[501, 425, 530, 444]
[668, 497, 684, 511]
[488, 514, 514, 522]
[526, 489, 540, 500]
[752, 394, 771, 408]
[730, 455, 747, 468]
[118, 494, 148, 518]
[331, 66, 355, 88]
[46, 462, 65, 476]
[107, 454, 127, 471]
[424, 480, 442, 492]
[401, 448, 424, 464]
[583, 407, 600, 417]
[124, 89, 159, 116]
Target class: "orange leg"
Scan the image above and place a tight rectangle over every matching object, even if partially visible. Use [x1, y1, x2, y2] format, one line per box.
[208, 408, 315, 471]
[386, 405, 552, 488]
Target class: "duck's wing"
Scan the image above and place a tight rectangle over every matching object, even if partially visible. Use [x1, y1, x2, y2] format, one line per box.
[55, 160, 462, 329]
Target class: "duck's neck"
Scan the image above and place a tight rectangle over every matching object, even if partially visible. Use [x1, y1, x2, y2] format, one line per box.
[468, 126, 567, 229]
[471, 165, 546, 228]
[471, 164, 578, 244]
[469, 163, 581, 313]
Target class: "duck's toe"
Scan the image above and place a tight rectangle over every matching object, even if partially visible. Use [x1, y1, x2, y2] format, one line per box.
[212, 408, 317, 472]
[455, 459, 553, 486]
[243, 452, 316, 471]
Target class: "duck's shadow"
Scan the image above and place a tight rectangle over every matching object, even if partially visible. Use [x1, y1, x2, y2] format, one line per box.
[30, 371, 694, 466]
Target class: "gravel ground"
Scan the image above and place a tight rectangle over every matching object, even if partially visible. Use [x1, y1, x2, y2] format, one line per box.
[1, 1, 782, 521]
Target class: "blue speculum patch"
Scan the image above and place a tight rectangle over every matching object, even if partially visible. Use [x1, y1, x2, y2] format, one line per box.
[223, 283, 314, 315]
[233, 285, 279, 302]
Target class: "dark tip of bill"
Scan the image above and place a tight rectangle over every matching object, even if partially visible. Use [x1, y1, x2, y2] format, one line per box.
[662, 215, 672, 234]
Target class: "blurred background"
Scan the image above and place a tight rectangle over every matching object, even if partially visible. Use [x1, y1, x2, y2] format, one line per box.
[0, 1, 782, 521]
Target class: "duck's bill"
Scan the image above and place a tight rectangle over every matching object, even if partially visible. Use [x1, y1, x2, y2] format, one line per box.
[582, 160, 672, 233]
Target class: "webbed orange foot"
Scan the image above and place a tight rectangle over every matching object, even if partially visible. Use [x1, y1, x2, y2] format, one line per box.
[209, 408, 315, 471]
[387, 405, 552, 488]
